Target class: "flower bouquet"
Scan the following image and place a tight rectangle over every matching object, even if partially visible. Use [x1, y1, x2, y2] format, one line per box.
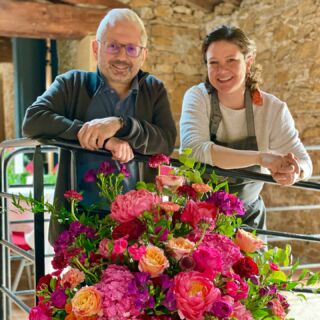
[15, 149, 319, 320]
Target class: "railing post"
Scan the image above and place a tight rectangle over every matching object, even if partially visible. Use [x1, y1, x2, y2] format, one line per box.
[33, 146, 45, 303]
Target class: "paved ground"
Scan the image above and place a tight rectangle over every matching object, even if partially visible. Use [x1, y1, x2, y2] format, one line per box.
[286, 292, 320, 319]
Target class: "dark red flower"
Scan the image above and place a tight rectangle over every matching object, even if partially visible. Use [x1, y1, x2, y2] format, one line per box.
[112, 219, 146, 241]
[177, 185, 197, 200]
[36, 274, 53, 292]
[232, 256, 259, 278]
[63, 190, 83, 201]
[148, 154, 170, 168]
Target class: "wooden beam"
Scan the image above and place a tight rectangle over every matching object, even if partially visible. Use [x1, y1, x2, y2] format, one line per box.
[61, 0, 127, 7]
[184, 0, 223, 12]
[0, 0, 116, 39]
[0, 37, 12, 63]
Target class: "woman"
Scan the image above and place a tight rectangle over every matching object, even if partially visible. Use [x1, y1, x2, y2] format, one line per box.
[180, 25, 312, 229]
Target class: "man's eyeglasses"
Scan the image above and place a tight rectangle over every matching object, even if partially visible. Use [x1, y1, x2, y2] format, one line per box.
[98, 40, 145, 58]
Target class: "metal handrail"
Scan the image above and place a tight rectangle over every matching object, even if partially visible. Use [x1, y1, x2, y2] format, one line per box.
[1, 137, 320, 319]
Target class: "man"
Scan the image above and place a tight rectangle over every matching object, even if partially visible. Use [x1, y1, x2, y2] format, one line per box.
[22, 9, 177, 243]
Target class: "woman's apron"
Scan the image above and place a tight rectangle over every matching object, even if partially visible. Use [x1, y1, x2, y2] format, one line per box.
[208, 87, 266, 229]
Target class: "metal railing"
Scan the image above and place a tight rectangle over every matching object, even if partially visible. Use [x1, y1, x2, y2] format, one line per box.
[1, 138, 320, 319]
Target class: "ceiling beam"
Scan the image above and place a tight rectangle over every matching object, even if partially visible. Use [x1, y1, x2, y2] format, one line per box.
[0, 37, 12, 63]
[60, 0, 127, 7]
[0, 0, 126, 39]
[184, 0, 223, 12]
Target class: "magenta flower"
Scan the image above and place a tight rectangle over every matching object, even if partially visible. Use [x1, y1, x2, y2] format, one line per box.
[51, 288, 67, 308]
[120, 163, 130, 177]
[211, 299, 233, 318]
[206, 190, 245, 216]
[28, 303, 51, 320]
[63, 190, 83, 201]
[97, 160, 116, 175]
[192, 245, 223, 274]
[95, 265, 140, 319]
[148, 154, 170, 168]
[84, 169, 97, 183]
[128, 244, 147, 261]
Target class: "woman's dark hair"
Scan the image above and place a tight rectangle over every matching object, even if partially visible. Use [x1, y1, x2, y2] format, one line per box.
[202, 25, 262, 91]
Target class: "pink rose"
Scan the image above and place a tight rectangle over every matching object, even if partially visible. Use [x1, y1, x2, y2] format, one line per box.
[234, 229, 265, 253]
[113, 237, 128, 255]
[111, 189, 160, 223]
[138, 245, 169, 277]
[156, 175, 185, 193]
[174, 271, 220, 320]
[166, 237, 195, 260]
[99, 238, 112, 258]
[181, 200, 217, 228]
[61, 268, 85, 289]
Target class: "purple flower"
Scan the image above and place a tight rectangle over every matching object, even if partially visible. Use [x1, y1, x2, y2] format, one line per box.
[120, 164, 130, 177]
[97, 161, 116, 175]
[207, 190, 245, 216]
[249, 275, 260, 285]
[179, 255, 196, 271]
[160, 274, 172, 291]
[259, 287, 269, 296]
[51, 289, 67, 308]
[211, 299, 233, 318]
[83, 169, 97, 183]
[155, 226, 169, 241]
[162, 287, 176, 311]
[268, 284, 278, 295]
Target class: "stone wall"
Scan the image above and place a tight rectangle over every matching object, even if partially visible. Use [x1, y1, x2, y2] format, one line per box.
[203, 0, 320, 263]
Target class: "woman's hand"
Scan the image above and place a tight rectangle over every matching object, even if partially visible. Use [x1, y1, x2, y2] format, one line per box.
[260, 152, 300, 185]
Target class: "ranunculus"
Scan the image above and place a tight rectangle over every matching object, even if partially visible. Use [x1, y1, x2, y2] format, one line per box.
[155, 175, 185, 193]
[166, 237, 195, 260]
[269, 298, 286, 319]
[232, 301, 253, 320]
[71, 286, 102, 317]
[192, 245, 222, 274]
[181, 200, 217, 228]
[113, 237, 128, 255]
[139, 245, 169, 277]
[111, 189, 160, 223]
[232, 256, 259, 278]
[51, 288, 67, 309]
[174, 271, 220, 320]
[191, 183, 212, 193]
[29, 303, 51, 320]
[225, 276, 249, 300]
[112, 219, 146, 240]
[234, 228, 265, 253]
[61, 268, 85, 289]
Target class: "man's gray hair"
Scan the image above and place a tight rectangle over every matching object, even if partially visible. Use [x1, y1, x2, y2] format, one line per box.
[96, 8, 148, 47]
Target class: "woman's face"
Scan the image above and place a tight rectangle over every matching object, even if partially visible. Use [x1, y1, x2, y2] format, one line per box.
[206, 40, 252, 96]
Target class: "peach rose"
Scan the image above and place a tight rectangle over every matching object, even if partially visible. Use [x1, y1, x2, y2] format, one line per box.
[71, 286, 102, 318]
[138, 245, 169, 277]
[61, 268, 85, 289]
[191, 183, 212, 193]
[234, 229, 265, 253]
[166, 237, 195, 260]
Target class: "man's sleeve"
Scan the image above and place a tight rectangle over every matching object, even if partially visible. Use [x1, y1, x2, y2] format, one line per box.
[22, 73, 83, 141]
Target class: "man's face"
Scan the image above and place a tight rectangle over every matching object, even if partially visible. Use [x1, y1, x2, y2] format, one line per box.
[92, 20, 147, 87]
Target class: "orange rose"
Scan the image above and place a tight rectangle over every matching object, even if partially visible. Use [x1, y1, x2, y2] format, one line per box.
[191, 183, 212, 193]
[235, 229, 265, 253]
[138, 245, 169, 277]
[71, 286, 102, 318]
[166, 237, 195, 260]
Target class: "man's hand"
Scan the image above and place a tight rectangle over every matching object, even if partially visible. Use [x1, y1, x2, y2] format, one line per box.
[104, 137, 134, 163]
[77, 117, 122, 150]
[260, 152, 300, 185]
